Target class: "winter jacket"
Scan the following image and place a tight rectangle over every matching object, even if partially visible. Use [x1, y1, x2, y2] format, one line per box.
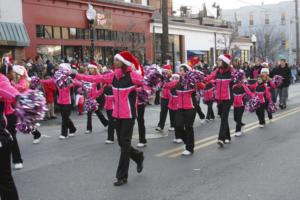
[168, 88, 178, 110]
[75, 67, 143, 119]
[41, 79, 56, 104]
[232, 83, 253, 108]
[205, 67, 233, 101]
[272, 65, 291, 88]
[249, 83, 272, 104]
[103, 85, 114, 111]
[203, 82, 215, 103]
[164, 79, 197, 110]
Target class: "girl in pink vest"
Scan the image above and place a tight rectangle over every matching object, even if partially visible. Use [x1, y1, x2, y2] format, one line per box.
[12, 65, 42, 145]
[203, 81, 215, 121]
[75, 51, 144, 186]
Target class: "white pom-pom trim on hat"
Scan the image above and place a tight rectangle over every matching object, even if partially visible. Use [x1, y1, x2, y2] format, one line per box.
[13, 65, 26, 76]
[218, 55, 231, 65]
[114, 54, 133, 67]
[179, 64, 192, 71]
[87, 64, 97, 69]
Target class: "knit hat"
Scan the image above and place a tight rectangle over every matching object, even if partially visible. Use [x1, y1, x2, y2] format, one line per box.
[87, 63, 98, 69]
[261, 68, 270, 75]
[218, 54, 231, 65]
[114, 51, 144, 76]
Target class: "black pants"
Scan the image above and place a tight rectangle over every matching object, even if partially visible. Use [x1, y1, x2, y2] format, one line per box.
[205, 101, 215, 120]
[157, 98, 169, 130]
[256, 104, 266, 125]
[137, 104, 146, 144]
[265, 101, 273, 120]
[154, 90, 160, 105]
[59, 105, 76, 136]
[169, 109, 177, 129]
[106, 110, 115, 141]
[86, 109, 108, 131]
[217, 103, 222, 117]
[115, 119, 143, 180]
[234, 107, 244, 132]
[218, 100, 231, 142]
[6, 114, 22, 164]
[0, 143, 19, 200]
[196, 101, 205, 119]
[175, 109, 196, 152]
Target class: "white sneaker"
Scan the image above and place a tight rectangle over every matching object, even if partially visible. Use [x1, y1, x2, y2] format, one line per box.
[173, 139, 178, 143]
[259, 124, 265, 128]
[85, 130, 92, 134]
[59, 135, 69, 140]
[175, 139, 183, 144]
[269, 119, 273, 123]
[225, 139, 231, 144]
[136, 143, 147, 148]
[182, 150, 192, 156]
[155, 127, 163, 132]
[217, 140, 224, 148]
[200, 119, 207, 124]
[234, 132, 243, 137]
[32, 138, 41, 144]
[105, 140, 114, 144]
[14, 163, 23, 170]
[168, 127, 175, 131]
[69, 131, 77, 137]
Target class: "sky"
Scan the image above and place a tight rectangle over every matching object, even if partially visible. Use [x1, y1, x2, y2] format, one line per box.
[173, 0, 291, 13]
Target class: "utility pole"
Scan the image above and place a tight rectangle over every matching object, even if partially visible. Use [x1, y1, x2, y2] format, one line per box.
[295, 0, 300, 64]
[161, 0, 169, 66]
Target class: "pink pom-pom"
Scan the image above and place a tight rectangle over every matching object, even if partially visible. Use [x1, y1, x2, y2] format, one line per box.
[144, 66, 162, 88]
[182, 70, 204, 89]
[231, 70, 245, 83]
[30, 76, 40, 90]
[15, 90, 47, 134]
[267, 102, 277, 113]
[245, 95, 260, 112]
[54, 69, 73, 89]
[272, 75, 284, 87]
[84, 98, 98, 112]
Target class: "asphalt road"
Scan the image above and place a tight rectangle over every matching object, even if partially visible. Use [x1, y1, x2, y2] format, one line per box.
[13, 84, 300, 200]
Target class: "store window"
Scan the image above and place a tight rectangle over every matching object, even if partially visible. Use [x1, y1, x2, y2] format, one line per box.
[84, 29, 90, 40]
[37, 45, 61, 63]
[62, 27, 69, 40]
[105, 30, 112, 41]
[97, 29, 105, 40]
[36, 25, 45, 38]
[53, 26, 61, 39]
[69, 28, 76, 40]
[45, 26, 53, 39]
[76, 28, 84, 40]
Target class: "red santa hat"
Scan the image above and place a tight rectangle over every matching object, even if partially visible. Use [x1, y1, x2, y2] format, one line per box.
[87, 62, 98, 69]
[114, 51, 144, 76]
[162, 64, 172, 71]
[218, 54, 231, 65]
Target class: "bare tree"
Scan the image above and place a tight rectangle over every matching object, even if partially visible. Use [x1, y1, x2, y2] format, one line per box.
[254, 26, 284, 62]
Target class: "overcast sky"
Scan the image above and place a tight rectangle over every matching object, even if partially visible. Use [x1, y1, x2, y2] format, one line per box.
[173, 0, 291, 12]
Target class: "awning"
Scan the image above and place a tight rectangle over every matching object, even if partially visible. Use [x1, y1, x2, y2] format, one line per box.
[0, 22, 30, 47]
[187, 50, 206, 56]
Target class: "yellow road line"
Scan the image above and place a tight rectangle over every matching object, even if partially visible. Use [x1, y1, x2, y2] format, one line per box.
[167, 108, 300, 158]
[155, 106, 300, 158]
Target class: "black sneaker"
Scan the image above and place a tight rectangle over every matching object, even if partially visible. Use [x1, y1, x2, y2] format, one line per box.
[137, 153, 144, 173]
[114, 178, 127, 186]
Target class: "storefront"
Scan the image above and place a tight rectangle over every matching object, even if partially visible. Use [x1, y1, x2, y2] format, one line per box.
[23, 0, 154, 65]
[230, 37, 252, 66]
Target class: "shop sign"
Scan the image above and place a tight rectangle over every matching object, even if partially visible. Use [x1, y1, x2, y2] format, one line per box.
[94, 11, 112, 30]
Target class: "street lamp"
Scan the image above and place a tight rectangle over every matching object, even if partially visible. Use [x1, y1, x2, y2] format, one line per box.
[251, 34, 257, 63]
[86, 4, 97, 61]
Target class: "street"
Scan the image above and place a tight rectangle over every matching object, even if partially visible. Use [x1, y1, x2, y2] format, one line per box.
[14, 84, 300, 200]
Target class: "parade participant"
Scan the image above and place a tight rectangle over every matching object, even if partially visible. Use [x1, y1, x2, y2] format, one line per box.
[205, 54, 234, 148]
[51, 63, 78, 139]
[167, 74, 182, 144]
[136, 86, 147, 148]
[232, 71, 254, 137]
[155, 64, 173, 133]
[249, 75, 272, 128]
[261, 68, 276, 121]
[272, 56, 291, 109]
[75, 88, 84, 115]
[250, 62, 262, 79]
[164, 64, 198, 156]
[12, 65, 42, 144]
[85, 63, 108, 134]
[0, 73, 20, 200]
[41, 75, 57, 120]
[203, 81, 215, 121]
[2, 66, 23, 170]
[75, 51, 144, 186]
